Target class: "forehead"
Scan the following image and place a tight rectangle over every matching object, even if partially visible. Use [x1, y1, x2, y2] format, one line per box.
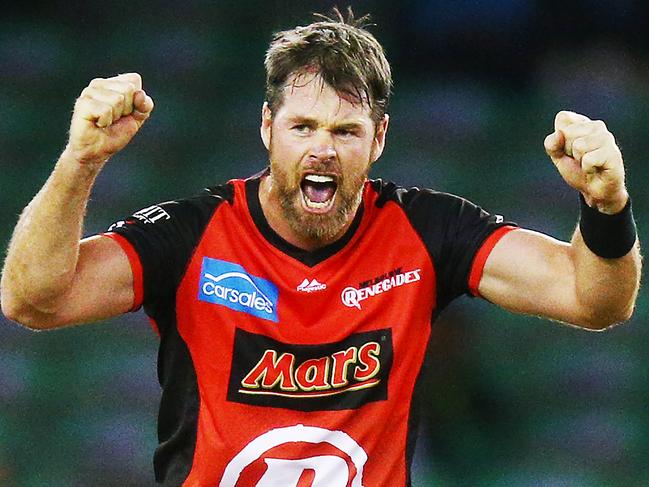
[274, 73, 373, 123]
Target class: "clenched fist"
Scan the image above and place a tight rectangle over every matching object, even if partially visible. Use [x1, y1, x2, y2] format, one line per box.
[66, 73, 154, 167]
[544, 110, 627, 214]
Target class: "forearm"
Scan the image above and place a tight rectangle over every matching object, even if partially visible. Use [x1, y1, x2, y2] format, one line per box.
[571, 227, 641, 329]
[1, 149, 101, 314]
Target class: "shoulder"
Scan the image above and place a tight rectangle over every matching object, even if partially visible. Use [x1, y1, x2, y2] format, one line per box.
[117, 182, 235, 227]
[368, 178, 479, 218]
[159, 182, 235, 215]
[106, 182, 238, 245]
[366, 177, 512, 248]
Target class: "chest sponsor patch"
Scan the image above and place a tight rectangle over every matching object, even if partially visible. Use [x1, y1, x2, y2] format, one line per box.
[228, 328, 393, 411]
[198, 258, 279, 322]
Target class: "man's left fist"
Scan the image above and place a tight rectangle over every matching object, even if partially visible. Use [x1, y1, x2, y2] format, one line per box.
[544, 110, 627, 214]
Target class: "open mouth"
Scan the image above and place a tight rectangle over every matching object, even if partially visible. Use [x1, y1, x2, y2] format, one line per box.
[300, 173, 338, 213]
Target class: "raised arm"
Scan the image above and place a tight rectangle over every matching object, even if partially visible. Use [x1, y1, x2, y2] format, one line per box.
[1, 73, 154, 330]
[478, 111, 641, 330]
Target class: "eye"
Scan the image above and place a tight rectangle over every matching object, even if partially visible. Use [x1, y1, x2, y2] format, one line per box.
[292, 124, 312, 134]
[334, 127, 358, 138]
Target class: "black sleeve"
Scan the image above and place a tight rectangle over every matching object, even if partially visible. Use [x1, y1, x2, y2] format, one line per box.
[104, 184, 233, 314]
[375, 181, 516, 311]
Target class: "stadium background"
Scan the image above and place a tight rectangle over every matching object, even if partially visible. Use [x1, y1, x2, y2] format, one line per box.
[1, 1, 647, 485]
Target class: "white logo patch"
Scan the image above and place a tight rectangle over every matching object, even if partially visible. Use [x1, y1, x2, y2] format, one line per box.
[107, 220, 127, 231]
[341, 269, 421, 310]
[220, 424, 367, 486]
[297, 278, 327, 293]
[133, 205, 171, 224]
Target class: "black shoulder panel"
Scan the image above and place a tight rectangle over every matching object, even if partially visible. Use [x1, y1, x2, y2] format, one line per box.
[371, 179, 515, 311]
[108, 183, 234, 329]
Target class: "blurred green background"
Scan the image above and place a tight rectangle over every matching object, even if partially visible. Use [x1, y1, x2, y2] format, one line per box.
[1, 1, 647, 486]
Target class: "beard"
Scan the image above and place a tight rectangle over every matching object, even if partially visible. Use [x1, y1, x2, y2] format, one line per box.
[268, 156, 369, 244]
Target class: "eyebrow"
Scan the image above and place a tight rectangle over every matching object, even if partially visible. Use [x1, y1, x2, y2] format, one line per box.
[287, 116, 366, 131]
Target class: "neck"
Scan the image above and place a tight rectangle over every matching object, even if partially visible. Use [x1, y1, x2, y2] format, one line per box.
[258, 174, 359, 251]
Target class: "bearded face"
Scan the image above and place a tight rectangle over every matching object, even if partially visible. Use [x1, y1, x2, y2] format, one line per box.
[268, 147, 369, 242]
[259, 74, 389, 248]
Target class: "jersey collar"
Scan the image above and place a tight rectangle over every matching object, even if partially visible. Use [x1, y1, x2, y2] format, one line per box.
[245, 170, 365, 267]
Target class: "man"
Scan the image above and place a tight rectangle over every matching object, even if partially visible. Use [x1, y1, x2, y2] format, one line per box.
[0, 10, 641, 487]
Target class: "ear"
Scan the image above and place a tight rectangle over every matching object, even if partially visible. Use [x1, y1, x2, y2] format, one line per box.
[370, 114, 390, 163]
[260, 102, 272, 151]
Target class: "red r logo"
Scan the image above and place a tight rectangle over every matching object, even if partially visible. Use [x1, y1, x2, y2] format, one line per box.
[220, 424, 368, 486]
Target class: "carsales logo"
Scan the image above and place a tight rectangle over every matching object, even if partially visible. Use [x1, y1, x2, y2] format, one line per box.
[341, 268, 421, 309]
[220, 424, 367, 487]
[198, 258, 279, 322]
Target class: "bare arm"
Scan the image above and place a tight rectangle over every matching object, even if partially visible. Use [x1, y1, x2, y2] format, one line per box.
[1, 73, 154, 330]
[479, 228, 640, 330]
[478, 111, 641, 330]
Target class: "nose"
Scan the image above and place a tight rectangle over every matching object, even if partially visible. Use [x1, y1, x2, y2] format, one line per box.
[308, 129, 337, 164]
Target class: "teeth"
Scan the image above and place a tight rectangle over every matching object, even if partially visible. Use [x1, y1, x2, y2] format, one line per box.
[302, 194, 332, 209]
[304, 174, 334, 183]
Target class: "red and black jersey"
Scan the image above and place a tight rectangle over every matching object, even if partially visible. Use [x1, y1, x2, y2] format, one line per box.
[103, 171, 516, 486]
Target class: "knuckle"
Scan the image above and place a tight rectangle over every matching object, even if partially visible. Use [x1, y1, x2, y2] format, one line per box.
[89, 77, 104, 87]
[128, 72, 142, 85]
[117, 82, 135, 99]
[124, 87, 136, 105]
[555, 111, 575, 130]
[593, 119, 607, 131]
[107, 92, 124, 109]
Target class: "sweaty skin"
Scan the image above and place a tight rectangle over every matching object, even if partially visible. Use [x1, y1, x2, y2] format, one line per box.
[0, 76, 641, 332]
[0, 73, 154, 328]
[478, 111, 640, 330]
[259, 73, 388, 250]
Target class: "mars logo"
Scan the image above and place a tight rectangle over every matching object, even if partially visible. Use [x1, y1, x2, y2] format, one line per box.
[228, 328, 393, 411]
[220, 424, 368, 486]
[198, 258, 279, 322]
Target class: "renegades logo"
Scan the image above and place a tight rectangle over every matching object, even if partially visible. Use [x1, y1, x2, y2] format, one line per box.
[227, 328, 393, 411]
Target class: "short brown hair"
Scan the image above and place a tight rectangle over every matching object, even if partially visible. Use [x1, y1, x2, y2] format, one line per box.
[264, 7, 392, 124]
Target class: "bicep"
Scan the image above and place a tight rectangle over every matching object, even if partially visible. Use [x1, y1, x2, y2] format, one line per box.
[477, 228, 585, 325]
[35, 235, 136, 328]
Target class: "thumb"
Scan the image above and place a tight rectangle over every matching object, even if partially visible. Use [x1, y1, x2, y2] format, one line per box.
[132, 90, 154, 124]
[544, 130, 566, 160]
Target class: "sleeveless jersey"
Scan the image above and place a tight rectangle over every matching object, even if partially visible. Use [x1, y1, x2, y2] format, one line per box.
[103, 172, 516, 486]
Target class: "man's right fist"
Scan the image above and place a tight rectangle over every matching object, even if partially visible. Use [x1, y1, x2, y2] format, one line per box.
[66, 73, 154, 166]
